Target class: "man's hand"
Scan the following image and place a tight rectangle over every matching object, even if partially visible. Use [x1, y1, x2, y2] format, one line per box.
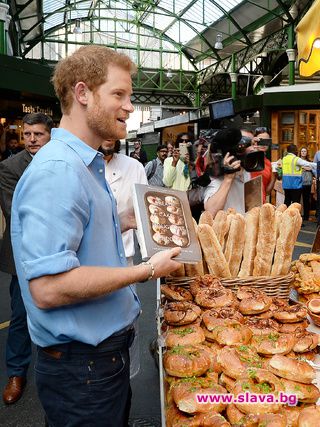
[172, 149, 180, 167]
[149, 247, 182, 278]
[223, 152, 241, 180]
[119, 208, 136, 233]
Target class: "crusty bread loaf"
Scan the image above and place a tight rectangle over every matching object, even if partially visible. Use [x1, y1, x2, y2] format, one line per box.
[287, 202, 302, 213]
[198, 224, 231, 278]
[253, 203, 277, 276]
[212, 210, 229, 247]
[276, 204, 287, 213]
[271, 207, 301, 276]
[224, 213, 246, 277]
[198, 211, 214, 227]
[238, 207, 260, 277]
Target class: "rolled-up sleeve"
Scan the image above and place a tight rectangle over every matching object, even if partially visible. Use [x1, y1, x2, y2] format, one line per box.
[12, 160, 89, 280]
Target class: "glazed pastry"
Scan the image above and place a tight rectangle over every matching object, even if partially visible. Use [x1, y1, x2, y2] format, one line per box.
[195, 286, 234, 309]
[251, 332, 296, 355]
[161, 284, 193, 302]
[164, 324, 205, 347]
[163, 301, 201, 326]
[163, 345, 211, 377]
[268, 354, 316, 384]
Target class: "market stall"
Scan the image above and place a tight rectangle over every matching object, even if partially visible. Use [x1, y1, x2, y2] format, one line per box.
[155, 202, 320, 426]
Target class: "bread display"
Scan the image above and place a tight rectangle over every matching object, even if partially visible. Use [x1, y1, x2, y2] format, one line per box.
[184, 203, 302, 280]
[159, 280, 320, 425]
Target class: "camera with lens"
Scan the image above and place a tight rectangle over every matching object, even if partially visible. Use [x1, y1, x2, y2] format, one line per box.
[200, 128, 265, 177]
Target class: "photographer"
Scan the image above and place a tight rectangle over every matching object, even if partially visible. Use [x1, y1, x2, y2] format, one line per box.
[162, 134, 192, 191]
[203, 128, 264, 217]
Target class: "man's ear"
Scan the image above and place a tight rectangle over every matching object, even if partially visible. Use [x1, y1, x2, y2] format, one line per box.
[74, 82, 89, 106]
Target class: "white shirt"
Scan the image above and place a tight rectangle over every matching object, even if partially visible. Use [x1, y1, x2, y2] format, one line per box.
[105, 153, 148, 258]
[204, 170, 251, 214]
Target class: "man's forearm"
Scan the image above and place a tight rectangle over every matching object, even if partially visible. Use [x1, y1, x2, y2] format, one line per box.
[29, 264, 154, 309]
[204, 178, 233, 218]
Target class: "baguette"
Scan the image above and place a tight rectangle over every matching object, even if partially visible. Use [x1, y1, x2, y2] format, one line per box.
[224, 213, 246, 277]
[212, 210, 229, 247]
[287, 202, 302, 213]
[238, 207, 260, 277]
[271, 208, 301, 276]
[185, 218, 204, 277]
[253, 203, 277, 276]
[198, 211, 214, 227]
[198, 224, 231, 278]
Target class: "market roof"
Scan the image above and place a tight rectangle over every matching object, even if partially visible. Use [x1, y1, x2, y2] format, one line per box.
[6, 0, 316, 102]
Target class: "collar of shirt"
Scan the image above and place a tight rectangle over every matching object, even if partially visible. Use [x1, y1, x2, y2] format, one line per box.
[51, 128, 100, 167]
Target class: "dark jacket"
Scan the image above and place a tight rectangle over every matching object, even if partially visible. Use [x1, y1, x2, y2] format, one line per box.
[0, 150, 32, 274]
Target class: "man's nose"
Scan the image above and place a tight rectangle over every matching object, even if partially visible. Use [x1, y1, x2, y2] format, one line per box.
[123, 97, 134, 113]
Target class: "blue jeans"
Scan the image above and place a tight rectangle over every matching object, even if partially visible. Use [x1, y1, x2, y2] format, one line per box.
[35, 328, 134, 427]
[6, 275, 32, 377]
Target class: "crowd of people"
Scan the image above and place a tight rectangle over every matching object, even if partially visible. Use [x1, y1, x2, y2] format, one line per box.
[0, 43, 319, 427]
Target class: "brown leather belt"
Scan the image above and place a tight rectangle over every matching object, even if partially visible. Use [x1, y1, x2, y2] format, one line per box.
[42, 348, 63, 359]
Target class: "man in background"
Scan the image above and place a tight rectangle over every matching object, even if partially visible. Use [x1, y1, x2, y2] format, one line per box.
[100, 139, 148, 378]
[0, 112, 53, 404]
[282, 143, 316, 208]
[129, 139, 148, 165]
[145, 144, 167, 186]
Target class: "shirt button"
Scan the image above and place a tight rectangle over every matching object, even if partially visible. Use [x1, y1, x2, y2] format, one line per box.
[115, 224, 118, 228]
[99, 169, 104, 173]
[120, 253, 123, 257]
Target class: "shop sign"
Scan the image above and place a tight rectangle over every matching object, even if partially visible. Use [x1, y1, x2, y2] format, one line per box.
[22, 104, 53, 116]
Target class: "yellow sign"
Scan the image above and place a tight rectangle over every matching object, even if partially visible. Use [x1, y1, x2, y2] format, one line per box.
[296, 0, 320, 77]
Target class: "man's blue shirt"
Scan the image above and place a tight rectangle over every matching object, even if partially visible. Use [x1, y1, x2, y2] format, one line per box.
[11, 128, 140, 347]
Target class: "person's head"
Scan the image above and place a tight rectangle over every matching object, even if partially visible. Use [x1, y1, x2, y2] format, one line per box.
[175, 132, 194, 147]
[156, 144, 168, 162]
[166, 142, 173, 157]
[300, 147, 310, 160]
[255, 127, 270, 139]
[7, 136, 19, 151]
[133, 139, 141, 150]
[194, 138, 208, 156]
[240, 128, 254, 140]
[52, 45, 136, 142]
[99, 139, 121, 159]
[287, 143, 298, 155]
[22, 113, 53, 155]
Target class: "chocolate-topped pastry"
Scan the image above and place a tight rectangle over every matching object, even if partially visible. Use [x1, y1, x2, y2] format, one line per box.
[169, 224, 187, 236]
[148, 204, 166, 216]
[152, 232, 170, 245]
[172, 235, 188, 247]
[152, 223, 168, 234]
[164, 195, 180, 206]
[146, 195, 163, 206]
[149, 214, 167, 225]
[168, 214, 184, 225]
[166, 205, 182, 215]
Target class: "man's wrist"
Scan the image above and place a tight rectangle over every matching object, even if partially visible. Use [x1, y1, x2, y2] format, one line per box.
[140, 261, 155, 282]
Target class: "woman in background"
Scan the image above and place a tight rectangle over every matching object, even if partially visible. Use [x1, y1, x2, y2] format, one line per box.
[300, 147, 314, 221]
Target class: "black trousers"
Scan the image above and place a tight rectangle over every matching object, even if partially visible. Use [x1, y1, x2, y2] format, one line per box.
[284, 188, 302, 208]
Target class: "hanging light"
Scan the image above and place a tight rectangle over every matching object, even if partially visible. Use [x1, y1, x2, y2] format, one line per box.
[214, 33, 223, 50]
[73, 18, 82, 34]
[166, 69, 173, 78]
